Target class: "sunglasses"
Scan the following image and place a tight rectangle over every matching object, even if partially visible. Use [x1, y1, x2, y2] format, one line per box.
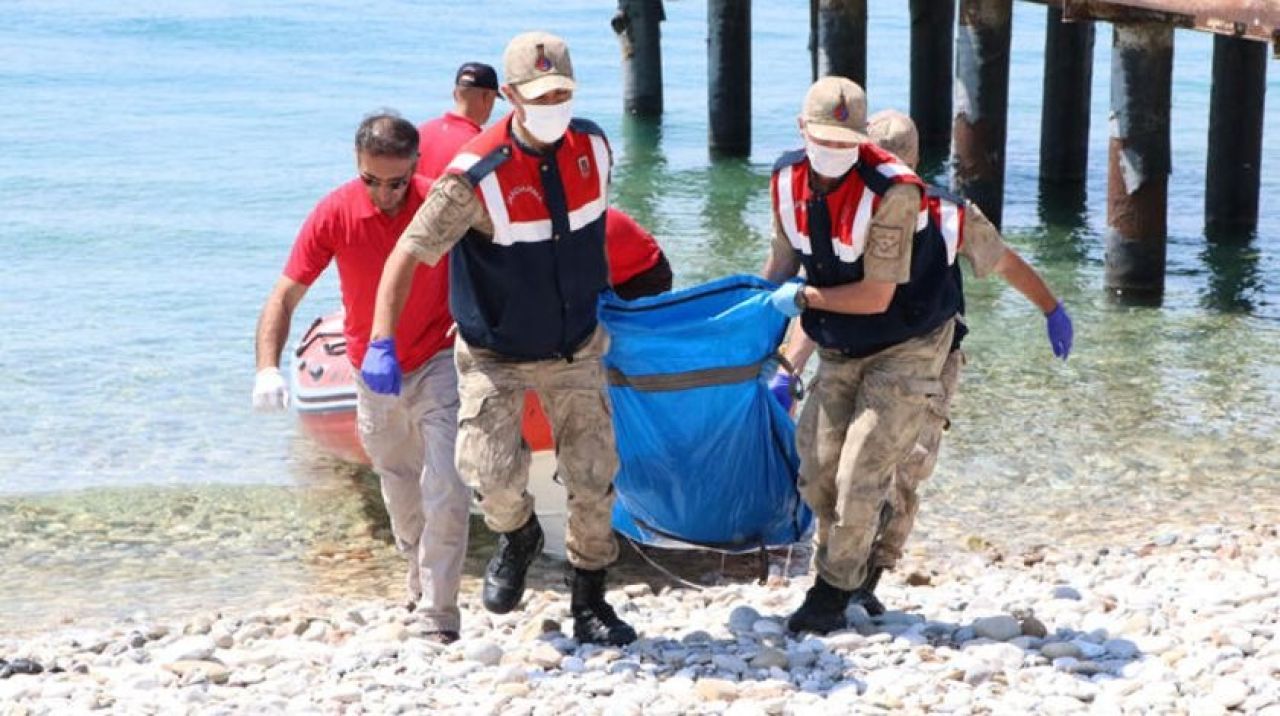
[359, 168, 414, 191]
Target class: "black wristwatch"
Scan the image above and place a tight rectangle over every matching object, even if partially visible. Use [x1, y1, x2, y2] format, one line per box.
[794, 284, 809, 312]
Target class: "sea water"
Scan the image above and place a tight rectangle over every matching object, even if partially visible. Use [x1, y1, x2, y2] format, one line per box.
[2, 1, 1277, 632]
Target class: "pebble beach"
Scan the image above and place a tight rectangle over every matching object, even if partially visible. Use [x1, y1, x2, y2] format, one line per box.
[6, 3, 1280, 715]
[3, 519, 1277, 715]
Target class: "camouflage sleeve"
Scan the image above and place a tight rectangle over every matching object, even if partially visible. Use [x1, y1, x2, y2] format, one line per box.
[862, 183, 921, 284]
[768, 210, 801, 279]
[958, 200, 1008, 279]
[397, 174, 492, 266]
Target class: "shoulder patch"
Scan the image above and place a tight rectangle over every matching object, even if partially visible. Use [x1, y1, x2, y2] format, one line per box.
[463, 145, 512, 186]
[868, 222, 907, 261]
[568, 117, 605, 137]
[772, 148, 807, 173]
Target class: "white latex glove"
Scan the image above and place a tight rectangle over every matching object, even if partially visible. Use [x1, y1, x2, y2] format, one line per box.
[252, 367, 289, 411]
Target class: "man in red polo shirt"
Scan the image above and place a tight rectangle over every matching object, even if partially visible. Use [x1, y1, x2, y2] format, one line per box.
[252, 112, 469, 644]
[606, 207, 672, 299]
[416, 62, 500, 179]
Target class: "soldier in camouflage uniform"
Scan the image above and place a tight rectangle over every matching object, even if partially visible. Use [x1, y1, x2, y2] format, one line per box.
[769, 109, 1074, 622]
[366, 32, 635, 646]
[762, 77, 959, 634]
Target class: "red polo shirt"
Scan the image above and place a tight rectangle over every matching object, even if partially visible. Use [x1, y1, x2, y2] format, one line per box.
[606, 207, 664, 285]
[417, 112, 482, 179]
[283, 175, 452, 373]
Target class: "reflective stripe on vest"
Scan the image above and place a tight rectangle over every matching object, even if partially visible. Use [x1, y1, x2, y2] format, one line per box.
[774, 153, 929, 265]
[441, 115, 612, 359]
[932, 196, 963, 266]
[446, 133, 610, 245]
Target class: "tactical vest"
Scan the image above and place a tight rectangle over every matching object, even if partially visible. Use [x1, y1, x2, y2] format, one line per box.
[446, 115, 611, 360]
[925, 184, 969, 351]
[770, 145, 962, 358]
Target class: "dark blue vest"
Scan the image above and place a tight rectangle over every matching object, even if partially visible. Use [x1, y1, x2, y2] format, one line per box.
[927, 185, 969, 351]
[781, 155, 963, 358]
[449, 119, 610, 361]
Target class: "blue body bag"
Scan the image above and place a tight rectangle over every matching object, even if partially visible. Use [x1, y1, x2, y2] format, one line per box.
[599, 275, 814, 551]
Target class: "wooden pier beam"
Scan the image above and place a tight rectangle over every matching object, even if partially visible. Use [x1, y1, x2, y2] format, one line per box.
[809, 0, 819, 81]
[1205, 34, 1267, 236]
[1105, 22, 1173, 302]
[612, 0, 665, 117]
[910, 0, 955, 168]
[814, 0, 867, 86]
[708, 0, 751, 157]
[953, 0, 1013, 229]
[1039, 7, 1095, 186]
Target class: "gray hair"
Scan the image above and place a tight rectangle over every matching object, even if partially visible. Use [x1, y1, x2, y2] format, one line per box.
[354, 110, 419, 159]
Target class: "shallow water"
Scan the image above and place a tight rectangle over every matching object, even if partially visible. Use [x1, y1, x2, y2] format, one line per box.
[2, 1, 1278, 633]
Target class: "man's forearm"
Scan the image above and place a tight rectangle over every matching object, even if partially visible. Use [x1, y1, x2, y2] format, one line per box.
[371, 246, 421, 341]
[763, 258, 795, 285]
[255, 277, 307, 370]
[781, 324, 817, 374]
[804, 279, 896, 316]
[995, 249, 1058, 314]
[762, 243, 800, 285]
[255, 305, 291, 371]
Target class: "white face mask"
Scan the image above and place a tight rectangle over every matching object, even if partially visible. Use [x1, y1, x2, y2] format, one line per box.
[805, 140, 859, 179]
[520, 100, 574, 143]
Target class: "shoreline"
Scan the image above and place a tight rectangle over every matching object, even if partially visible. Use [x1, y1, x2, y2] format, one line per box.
[3, 522, 1277, 714]
[6, 477, 1277, 641]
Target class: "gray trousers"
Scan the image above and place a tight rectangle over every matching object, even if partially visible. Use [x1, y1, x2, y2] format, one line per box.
[356, 349, 470, 632]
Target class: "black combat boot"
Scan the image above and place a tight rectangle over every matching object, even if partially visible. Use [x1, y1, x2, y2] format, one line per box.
[850, 566, 886, 617]
[568, 568, 638, 646]
[787, 575, 855, 635]
[481, 516, 544, 614]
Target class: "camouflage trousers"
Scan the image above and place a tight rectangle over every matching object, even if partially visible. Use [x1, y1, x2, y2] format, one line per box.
[796, 319, 955, 591]
[869, 347, 966, 570]
[454, 326, 620, 570]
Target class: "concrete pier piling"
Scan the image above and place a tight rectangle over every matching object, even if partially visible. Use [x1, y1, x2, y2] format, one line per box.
[1105, 22, 1173, 302]
[814, 0, 867, 86]
[909, 0, 955, 168]
[1205, 34, 1267, 236]
[708, 0, 751, 157]
[612, 0, 666, 117]
[1039, 7, 1095, 187]
[952, 0, 1013, 229]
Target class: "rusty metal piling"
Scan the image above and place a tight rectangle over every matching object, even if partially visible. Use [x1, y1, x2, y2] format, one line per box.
[1205, 33, 1267, 236]
[952, 0, 1013, 229]
[1104, 22, 1173, 302]
[910, 0, 956, 168]
[708, 0, 751, 156]
[612, 0, 665, 117]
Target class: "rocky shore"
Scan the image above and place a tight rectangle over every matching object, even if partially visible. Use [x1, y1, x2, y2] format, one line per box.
[2, 521, 1277, 715]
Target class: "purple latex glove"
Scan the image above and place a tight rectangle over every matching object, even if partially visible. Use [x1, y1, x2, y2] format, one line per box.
[360, 337, 402, 395]
[1045, 302, 1073, 360]
[768, 372, 794, 412]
